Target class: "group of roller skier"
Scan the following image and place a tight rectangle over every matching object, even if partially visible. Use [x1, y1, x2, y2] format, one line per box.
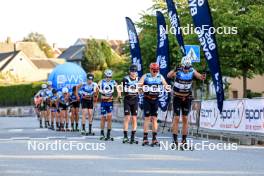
[34, 56, 206, 148]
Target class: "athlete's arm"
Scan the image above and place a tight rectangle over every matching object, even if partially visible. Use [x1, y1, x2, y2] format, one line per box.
[115, 81, 122, 98]
[167, 70, 176, 79]
[194, 70, 206, 81]
[93, 83, 99, 103]
[138, 74, 146, 87]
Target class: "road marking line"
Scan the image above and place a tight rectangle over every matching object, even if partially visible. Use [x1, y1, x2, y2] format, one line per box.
[10, 137, 30, 140]
[35, 129, 49, 131]
[0, 155, 113, 160]
[118, 169, 264, 175]
[8, 129, 23, 132]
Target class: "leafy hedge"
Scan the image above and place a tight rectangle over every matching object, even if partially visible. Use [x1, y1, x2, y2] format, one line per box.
[0, 83, 42, 107]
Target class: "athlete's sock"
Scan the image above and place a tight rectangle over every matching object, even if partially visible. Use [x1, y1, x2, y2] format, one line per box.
[152, 132, 157, 141]
[182, 135, 187, 143]
[71, 123, 74, 129]
[89, 124, 92, 133]
[56, 122, 59, 128]
[123, 131, 128, 138]
[107, 129, 111, 138]
[101, 130, 104, 136]
[173, 134, 178, 143]
[143, 132, 148, 141]
[66, 123, 69, 129]
[60, 123, 64, 129]
[75, 123, 78, 129]
[131, 131, 136, 140]
[82, 124, 85, 131]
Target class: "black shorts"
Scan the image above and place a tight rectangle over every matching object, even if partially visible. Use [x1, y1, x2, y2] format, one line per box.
[173, 96, 192, 116]
[81, 99, 93, 109]
[59, 103, 68, 111]
[143, 97, 158, 117]
[39, 102, 47, 111]
[124, 96, 138, 116]
[71, 101, 80, 108]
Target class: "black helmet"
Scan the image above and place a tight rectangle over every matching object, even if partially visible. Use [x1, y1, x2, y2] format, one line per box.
[129, 64, 137, 72]
[87, 73, 94, 80]
[52, 89, 57, 94]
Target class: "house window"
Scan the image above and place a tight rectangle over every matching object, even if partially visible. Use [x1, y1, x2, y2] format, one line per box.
[232, 91, 238, 99]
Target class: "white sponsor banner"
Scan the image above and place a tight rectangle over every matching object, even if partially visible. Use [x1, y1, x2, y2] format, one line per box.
[200, 99, 264, 133]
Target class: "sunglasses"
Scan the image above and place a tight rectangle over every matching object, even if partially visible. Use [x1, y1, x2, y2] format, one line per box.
[183, 66, 191, 70]
[151, 69, 159, 73]
[130, 69, 137, 72]
[106, 76, 112, 78]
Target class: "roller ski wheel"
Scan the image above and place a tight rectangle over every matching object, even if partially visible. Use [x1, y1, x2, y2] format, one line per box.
[150, 140, 160, 147]
[180, 143, 194, 151]
[86, 132, 95, 136]
[99, 135, 105, 140]
[80, 130, 86, 135]
[129, 139, 139, 144]
[171, 142, 179, 150]
[142, 140, 149, 146]
[122, 137, 129, 144]
[105, 137, 114, 141]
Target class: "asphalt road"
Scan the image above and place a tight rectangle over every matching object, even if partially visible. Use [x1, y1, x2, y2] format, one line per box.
[0, 117, 263, 176]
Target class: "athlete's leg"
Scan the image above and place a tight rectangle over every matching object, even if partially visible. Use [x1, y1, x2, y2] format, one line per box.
[87, 108, 93, 133]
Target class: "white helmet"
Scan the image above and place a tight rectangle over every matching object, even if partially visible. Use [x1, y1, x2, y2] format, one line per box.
[47, 81, 52, 86]
[41, 84, 47, 89]
[62, 87, 69, 93]
[104, 69, 113, 77]
[181, 56, 192, 68]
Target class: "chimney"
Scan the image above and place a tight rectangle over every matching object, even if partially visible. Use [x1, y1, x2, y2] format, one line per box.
[14, 43, 17, 52]
[6, 37, 12, 44]
[53, 43, 57, 49]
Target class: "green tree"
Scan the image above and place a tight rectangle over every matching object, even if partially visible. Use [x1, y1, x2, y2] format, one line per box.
[82, 39, 106, 72]
[125, 0, 264, 98]
[23, 32, 55, 58]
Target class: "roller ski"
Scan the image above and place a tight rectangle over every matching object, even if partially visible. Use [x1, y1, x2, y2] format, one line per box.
[86, 124, 95, 135]
[86, 132, 95, 136]
[129, 134, 138, 144]
[49, 125, 55, 130]
[99, 134, 105, 140]
[105, 136, 114, 141]
[150, 140, 160, 147]
[171, 141, 179, 150]
[142, 140, 149, 146]
[80, 129, 87, 135]
[122, 137, 129, 144]
[180, 142, 194, 151]
[129, 139, 139, 144]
